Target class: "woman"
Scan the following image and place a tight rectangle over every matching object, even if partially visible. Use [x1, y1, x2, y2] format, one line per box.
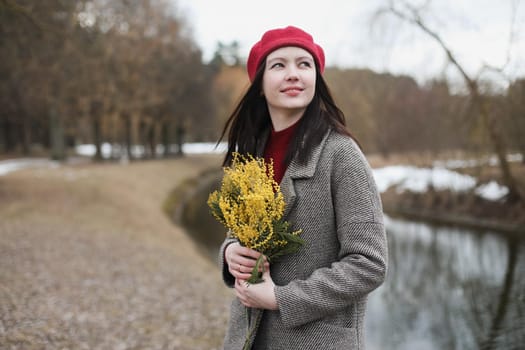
[217, 25, 387, 349]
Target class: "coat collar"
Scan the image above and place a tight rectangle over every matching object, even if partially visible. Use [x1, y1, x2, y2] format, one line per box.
[279, 129, 331, 217]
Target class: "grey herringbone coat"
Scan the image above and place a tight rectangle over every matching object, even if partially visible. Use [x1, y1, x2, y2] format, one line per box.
[218, 130, 387, 350]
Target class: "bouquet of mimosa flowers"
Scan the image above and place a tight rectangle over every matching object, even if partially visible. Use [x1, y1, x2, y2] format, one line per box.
[207, 152, 304, 284]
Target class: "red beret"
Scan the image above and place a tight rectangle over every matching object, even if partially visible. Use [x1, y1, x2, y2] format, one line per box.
[246, 26, 325, 82]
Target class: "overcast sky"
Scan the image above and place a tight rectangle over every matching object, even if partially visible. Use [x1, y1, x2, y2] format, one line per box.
[174, 0, 524, 86]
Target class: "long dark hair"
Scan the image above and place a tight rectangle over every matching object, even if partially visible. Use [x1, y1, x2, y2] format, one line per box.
[218, 62, 360, 166]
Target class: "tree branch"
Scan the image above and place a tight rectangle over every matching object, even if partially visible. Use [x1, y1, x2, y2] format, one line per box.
[386, 1, 478, 93]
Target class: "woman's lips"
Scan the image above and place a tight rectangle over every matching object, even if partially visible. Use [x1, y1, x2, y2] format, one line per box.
[282, 87, 303, 96]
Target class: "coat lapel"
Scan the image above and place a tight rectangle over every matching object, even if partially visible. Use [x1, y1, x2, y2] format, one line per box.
[280, 130, 331, 217]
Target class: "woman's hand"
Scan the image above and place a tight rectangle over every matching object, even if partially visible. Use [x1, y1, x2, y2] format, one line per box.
[224, 242, 269, 280]
[234, 269, 278, 310]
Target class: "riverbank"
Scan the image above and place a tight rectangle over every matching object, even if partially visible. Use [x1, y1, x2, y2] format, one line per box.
[0, 155, 232, 349]
[369, 155, 525, 236]
[381, 189, 525, 236]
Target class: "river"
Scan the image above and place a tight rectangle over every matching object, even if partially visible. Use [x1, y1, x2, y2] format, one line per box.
[177, 175, 525, 350]
[365, 216, 524, 350]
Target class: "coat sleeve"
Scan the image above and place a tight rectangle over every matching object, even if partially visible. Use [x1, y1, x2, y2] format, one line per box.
[274, 141, 388, 328]
[218, 237, 238, 288]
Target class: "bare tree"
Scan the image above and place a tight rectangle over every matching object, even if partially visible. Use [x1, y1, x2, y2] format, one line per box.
[374, 0, 522, 202]
[0, 0, 214, 160]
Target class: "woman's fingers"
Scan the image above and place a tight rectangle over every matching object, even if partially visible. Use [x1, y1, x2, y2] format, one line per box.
[226, 243, 268, 278]
[230, 266, 253, 280]
[228, 258, 259, 280]
[227, 243, 264, 261]
[237, 245, 263, 259]
[234, 278, 251, 307]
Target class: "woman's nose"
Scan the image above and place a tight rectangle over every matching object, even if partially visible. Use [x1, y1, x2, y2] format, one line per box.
[285, 66, 299, 80]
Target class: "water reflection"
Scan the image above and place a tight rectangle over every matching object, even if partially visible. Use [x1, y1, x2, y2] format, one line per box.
[176, 178, 525, 349]
[178, 175, 224, 261]
[366, 216, 525, 350]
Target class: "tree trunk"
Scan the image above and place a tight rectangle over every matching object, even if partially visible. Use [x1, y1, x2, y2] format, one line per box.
[0, 119, 7, 153]
[139, 121, 148, 159]
[21, 115, 31, 155]
[147, 124, 155, 158]
[3, 120, 17, 153]
[49, 107, 66, 161]
[92, 116, 103, 161]
[175, 123, 184, 157]
[91, 101, 103, 161]
[476, 95, 521, 202]
[162, 121, 170, 158]
[123, 113, 133, 161]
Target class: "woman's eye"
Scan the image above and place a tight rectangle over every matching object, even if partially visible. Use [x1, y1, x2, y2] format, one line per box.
[270, 62, 284, 69]
[299, 61, 312, 67]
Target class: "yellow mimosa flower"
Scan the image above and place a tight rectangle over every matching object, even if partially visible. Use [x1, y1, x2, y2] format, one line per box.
[207, 153, 304, 283]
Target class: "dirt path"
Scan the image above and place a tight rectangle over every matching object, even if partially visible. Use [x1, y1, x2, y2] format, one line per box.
[0, 156, 232, 350]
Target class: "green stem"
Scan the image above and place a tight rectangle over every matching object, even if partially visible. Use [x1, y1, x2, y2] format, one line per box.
[247, 255, 265, 284]
[242, 307, 263, 350]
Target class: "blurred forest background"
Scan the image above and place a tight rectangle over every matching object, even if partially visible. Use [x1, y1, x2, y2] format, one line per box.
[1, 0, 524, 203]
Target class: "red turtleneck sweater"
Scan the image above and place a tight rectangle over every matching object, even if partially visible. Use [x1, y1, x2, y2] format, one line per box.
[264, 121, 299, 184]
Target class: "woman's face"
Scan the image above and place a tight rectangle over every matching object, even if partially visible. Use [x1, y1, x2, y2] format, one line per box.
[262, 46, 316, 119]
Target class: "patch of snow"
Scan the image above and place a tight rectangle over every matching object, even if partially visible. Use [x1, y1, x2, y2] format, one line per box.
[74, 142, 227, 158]
[372, 166, 477, 193]
[433, 153, 523, 169]
[475, 181, 509, 201]
[182, 142, 227, 154]
[372, 165, 508, 201]
[0, 158, 59, 176]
